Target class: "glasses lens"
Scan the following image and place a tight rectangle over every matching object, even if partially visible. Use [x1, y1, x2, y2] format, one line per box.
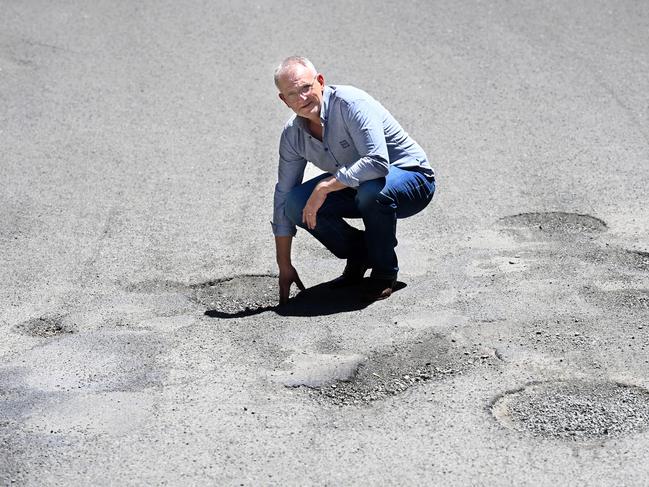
[301, 83, 313, 96]
[285, 77, 316, 101]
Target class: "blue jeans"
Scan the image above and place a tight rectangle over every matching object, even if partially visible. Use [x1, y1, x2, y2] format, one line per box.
[284, 166, 436, 279]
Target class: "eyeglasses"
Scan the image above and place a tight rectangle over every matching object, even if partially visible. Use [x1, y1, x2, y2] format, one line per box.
[283, 75, 318, 102]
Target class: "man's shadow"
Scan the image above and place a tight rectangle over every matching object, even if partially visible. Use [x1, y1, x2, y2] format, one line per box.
[203, 279, 407, 319]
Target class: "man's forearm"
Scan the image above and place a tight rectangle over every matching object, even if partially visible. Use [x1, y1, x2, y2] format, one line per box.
[275, 235, 293, 269]
[316, 176, 348, 194]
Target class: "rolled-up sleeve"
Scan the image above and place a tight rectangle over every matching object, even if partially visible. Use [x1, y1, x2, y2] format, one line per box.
[272, 130, 307, 236]
[335, 99, 389, 187]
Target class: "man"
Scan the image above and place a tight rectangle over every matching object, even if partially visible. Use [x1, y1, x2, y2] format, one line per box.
[272, 56, 436, 304]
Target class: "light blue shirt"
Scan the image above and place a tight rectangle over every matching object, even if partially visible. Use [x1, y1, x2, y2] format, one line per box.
[272, 84, 435, 237]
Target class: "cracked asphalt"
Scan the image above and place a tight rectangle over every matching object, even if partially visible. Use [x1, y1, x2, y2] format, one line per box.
[2, 0, 649, 485]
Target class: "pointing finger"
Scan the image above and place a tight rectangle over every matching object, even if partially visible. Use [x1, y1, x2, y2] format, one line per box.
[295, 275, 306, 291]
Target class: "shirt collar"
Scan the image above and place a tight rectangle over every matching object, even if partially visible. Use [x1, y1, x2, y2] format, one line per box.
[320, 85, 333, 124]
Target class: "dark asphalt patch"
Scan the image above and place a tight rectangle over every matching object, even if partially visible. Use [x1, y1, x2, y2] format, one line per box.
[616, 290, 649, 310]
[583, 247, 649, 273]
[583, 288, 649, 312]
[499, 212, 607, 236]
[615, 290, 649, 310]
[492, 380, 649, 440]
[625, 250, 649, 272]
[13, 315, 75, 338]
[309, 331, 497, 406]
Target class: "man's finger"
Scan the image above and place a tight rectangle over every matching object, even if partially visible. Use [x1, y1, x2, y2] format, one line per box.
[294, 276, 306, 291]
[302, 208, 317, 229]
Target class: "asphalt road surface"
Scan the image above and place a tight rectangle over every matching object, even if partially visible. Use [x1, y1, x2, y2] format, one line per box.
[2, 0, 649, 485]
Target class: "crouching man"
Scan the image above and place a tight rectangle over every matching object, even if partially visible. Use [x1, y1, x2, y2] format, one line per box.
[272, 56, 436, 304]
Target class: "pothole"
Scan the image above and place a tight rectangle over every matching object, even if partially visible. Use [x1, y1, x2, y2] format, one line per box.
[13, 315, 75, 338]
[499, 212, 607, 236]
[125, 274, 288, 316]
[616, 290, 649, 310]
[584, 247, 649, 272]
[125, 280, 186, 294]
[306, 332, 497, 407]
[271, 353, 365, 388]
[584, 288, 649, 311]
[190, 274, 281, 313]
[625, 250, 649, 272]
[492, 380, 649, 440]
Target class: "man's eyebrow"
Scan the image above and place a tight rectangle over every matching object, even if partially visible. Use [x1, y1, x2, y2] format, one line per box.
[287, 83, 309, 93]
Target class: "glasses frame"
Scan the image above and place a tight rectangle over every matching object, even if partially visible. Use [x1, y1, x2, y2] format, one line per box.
[283, 75, 319, 102]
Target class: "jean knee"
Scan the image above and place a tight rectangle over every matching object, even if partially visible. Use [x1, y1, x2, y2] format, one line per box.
[356, 186, 396, 215]
[355, 180, 384, 212]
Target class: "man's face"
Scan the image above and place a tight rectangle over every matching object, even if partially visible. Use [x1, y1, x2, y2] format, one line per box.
[277, 64, 325, 120]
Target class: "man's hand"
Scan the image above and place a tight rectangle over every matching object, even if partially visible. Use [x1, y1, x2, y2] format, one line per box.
[302, 186, 327, 230]
[278, 264, 305, 305]
[301, 177, 348, 230]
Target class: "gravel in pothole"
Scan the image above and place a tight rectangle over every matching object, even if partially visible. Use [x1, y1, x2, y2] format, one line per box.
[623, 250, 649, 272]
[616, 290, 649, 310]
[583, 247, 649, 273]
[190, 274, 282, 312]
[307, 332, 497, 406]
[13, 315, 75, 338]
[492, 380, 649, 440]
[125, 280, 186, 293]
[583, 288, 649, 312]
[499, 212, 607, 236]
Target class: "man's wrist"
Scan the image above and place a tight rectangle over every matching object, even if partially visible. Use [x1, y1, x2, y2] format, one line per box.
[277, 262, 293, 272]
[317, 176, 345, 194]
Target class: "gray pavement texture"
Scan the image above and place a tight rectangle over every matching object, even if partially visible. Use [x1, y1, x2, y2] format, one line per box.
[1, 0, 649, 485]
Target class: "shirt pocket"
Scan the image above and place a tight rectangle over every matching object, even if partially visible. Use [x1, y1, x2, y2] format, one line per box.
[332, 136, 361, 166]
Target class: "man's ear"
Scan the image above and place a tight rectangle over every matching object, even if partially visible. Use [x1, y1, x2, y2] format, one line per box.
[317, 73, 325, 88]
[279, 93, 289, 107]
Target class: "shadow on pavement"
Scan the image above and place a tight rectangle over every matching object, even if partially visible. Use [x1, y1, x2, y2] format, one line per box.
[203, 280, 407, 318]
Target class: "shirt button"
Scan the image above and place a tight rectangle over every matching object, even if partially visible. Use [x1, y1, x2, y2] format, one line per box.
[324, 148, 328, 151]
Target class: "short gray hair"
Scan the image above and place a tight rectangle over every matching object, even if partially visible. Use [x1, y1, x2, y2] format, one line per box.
[273, 56, 317, 88]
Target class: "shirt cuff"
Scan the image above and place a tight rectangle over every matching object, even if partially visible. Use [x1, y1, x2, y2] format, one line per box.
[271, 221, 297, 237]
[334, 168, 360, 188]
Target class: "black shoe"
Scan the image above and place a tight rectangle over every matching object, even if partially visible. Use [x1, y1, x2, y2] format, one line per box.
[361, 277, 397, 301]
[328, 261, 369, 289]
